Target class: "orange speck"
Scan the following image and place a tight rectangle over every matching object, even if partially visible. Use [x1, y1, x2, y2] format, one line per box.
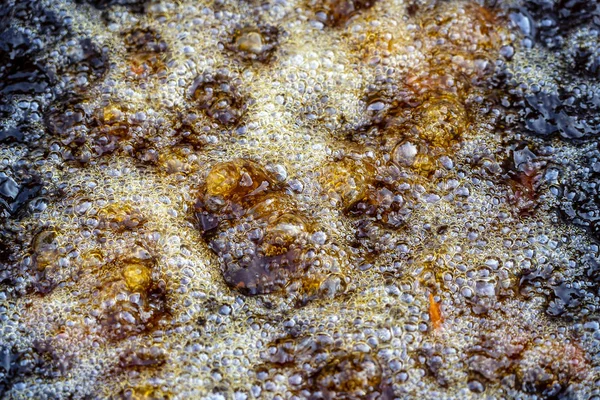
[429, 293, 443, 330]
[131, 63, 145, 75]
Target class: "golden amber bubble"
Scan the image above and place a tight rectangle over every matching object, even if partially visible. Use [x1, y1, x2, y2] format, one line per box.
[261, 213, 309, 257]
[321, 158, 375, 210]
[98, 202, 146, 231]
[235, 31, 264, 54]
[122, 262, 152, 292]
[102, 104, 124, 125]
[205, 162, 243, 198]
[205, 159, 273, 200]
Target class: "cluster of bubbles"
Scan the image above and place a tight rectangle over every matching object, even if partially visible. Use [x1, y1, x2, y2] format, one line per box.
[1, 0, 600, 399]
[195, 158, 348, 300]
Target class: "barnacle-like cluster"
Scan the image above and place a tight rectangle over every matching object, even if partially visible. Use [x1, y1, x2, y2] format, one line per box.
[1, 0, 600, 398]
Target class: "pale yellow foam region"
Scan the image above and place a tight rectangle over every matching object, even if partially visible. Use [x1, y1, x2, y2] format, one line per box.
[228, 26, 365, 171]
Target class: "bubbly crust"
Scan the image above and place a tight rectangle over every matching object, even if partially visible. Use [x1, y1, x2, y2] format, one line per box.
[0, 0, 599, 398]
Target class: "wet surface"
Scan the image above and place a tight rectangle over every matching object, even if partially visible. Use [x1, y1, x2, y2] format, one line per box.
[1, 0, 600, 398]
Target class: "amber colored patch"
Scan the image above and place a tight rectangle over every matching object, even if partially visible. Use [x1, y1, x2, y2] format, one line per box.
[429, 293, 443, 330]
[122, 262, 152, 292]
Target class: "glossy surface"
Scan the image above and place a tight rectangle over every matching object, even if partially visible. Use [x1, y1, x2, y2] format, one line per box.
[1, 0, 600, 399]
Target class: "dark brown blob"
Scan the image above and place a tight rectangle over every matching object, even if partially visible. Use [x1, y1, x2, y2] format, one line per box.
[220, 241, 309, 295]
[258, 335, 392, 398]
[381, 90, 469, 150]
[124, 28, 167, 53]
[320, 156, 413, 231]
[405, 2, 419, 17]
[95, 258, 169, 341]
[350, 185, 410, 229]
[119, 347, 167, 370]
[204, 159, 274, 203]
[333, 88, 468, 254]
[190, 75, 247, 126]
[44, 95, 103, 164]
[123, 27, 169, 77]
[78, 0, 148, 13]
[502, 146, 547, 215]
[99, 283, 168, 341]
[196, 159, 316, 296]
[466, 332, 589, 398]
[215, 205, 312, 295]
[312, 353, 383, 399]
[261, 334, 335, 367]
[355, 87, 468, 180]
[60, 38, 108, 90]
[197, 159, 277, 228]
[99, 103, 131, 138]
[313, 0, 378, 27]
[467, 335, 526, 386]
[44, 95, 91, 138]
